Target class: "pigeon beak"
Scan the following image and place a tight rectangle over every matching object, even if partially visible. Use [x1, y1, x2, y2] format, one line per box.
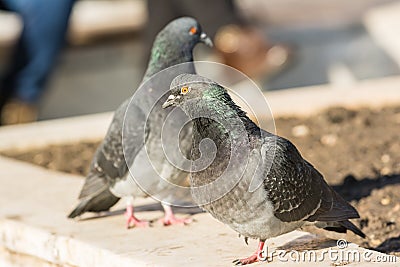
[200, 32, 213, 47]
[162, 94, 176, 109]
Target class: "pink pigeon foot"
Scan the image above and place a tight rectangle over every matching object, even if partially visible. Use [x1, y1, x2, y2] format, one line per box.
[161, 204, 192, 226]
[125, 205, 149, 229]
[232, 241, 265, 265]
[162, 213, 193, 226]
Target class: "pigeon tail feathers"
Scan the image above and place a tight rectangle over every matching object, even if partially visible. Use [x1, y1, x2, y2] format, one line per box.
[68, 187, 119, 218]
[338, 220, 366, 238]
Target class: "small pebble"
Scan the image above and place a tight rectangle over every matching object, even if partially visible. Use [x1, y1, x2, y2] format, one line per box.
[331, 261, 349, 266]
[292, 125, 309, 137]
[380, 167, 391, 175]
[370, 239, 382, 246]
[381, 154, 390, 163]
[380, 197, 391, 206]
[320, 134, 337, 146]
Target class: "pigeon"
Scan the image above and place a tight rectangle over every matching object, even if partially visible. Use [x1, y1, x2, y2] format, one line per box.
[68, 17, 212, 228]
[162, 73, 365, 265]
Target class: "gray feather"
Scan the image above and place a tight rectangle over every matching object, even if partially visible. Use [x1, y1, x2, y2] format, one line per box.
[68, 172, 119, 218]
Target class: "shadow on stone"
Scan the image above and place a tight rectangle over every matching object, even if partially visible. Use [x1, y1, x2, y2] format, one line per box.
[276, 234, 336, 251]
[78, 202, 203, 221]
[333, 173, 400, 201]
[375, 235, 400, 254]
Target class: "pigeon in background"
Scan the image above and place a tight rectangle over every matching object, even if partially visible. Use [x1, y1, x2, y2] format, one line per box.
[68, 17, 212, 228]
[163, 73, 365, 265]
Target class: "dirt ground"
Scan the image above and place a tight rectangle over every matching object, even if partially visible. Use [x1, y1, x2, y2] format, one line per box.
[2, 105, 400, 256]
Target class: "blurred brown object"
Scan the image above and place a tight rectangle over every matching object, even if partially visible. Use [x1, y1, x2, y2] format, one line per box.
[1, 100, 38, 125]
[214, 25, 291, 78]
[146, 0, 294, 79]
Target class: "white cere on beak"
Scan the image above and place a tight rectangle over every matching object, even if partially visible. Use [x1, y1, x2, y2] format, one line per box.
[200, 32, 207, 39]
[167, 94, 175, 100]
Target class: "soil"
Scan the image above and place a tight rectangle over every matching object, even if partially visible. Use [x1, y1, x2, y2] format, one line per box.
[2, 105, 400, 256]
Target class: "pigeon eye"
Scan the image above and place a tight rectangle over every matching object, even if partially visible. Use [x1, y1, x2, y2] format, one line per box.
[189, 27, 198, 35]
[181, 86, 190, 94]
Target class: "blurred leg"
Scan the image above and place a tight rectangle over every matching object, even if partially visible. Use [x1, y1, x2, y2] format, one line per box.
[1, 0, 75, 104]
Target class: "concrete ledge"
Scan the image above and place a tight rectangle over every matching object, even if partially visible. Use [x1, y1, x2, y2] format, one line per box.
[0, 11, 21, 47]
[0, 247, 65, 267]
[364, 2, 400, 68]
[265, 76, 400, 117]
[68, 0, 147, 44]
[0, 156, 398, 266]
[238, 0, 394, 28]
[0, 112, 112, 151]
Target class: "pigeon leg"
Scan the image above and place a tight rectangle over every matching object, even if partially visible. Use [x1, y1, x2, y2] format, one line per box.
[161, 203, 192, 226]
[232, 241, 265, 265]
[125, 204, 149, 229]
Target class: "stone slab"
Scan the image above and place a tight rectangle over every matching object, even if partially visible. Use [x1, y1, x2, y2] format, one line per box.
[68, 0, 147, 44]
[0, 11, 21, 47]
[0, 156, 398, 266]
[0, 112, 112, 151]
[264, 76, 400, 118]
[364, 2, 400, 68]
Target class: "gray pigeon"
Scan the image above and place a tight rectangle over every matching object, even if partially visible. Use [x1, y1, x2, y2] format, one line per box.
[68, 17, 212, 228]
[163, 73, 365, 265]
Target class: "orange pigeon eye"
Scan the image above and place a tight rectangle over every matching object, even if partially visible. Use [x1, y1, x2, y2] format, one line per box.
[189, 27, 198, 35]
[181, 86, 189, 94]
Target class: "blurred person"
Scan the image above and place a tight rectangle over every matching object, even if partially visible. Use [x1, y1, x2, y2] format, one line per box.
[0, 0, 76, 125]
[146, 0, 291, 78]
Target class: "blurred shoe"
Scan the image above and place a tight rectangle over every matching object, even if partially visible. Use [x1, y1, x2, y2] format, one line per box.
[214, 25, 292, 79]
[1, 99, 38, 125]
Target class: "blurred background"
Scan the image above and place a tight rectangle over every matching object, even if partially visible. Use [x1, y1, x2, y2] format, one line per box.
[0, 0, 399, 122]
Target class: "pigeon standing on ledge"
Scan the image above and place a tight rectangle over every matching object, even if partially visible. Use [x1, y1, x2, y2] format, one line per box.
[68, 18, 212, 228]
[163, 74, 365, 265]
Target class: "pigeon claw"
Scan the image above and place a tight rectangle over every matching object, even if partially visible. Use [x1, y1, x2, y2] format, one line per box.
[161, 204, 193, 226]
[161, 214, 192, 226]
[126, 217, 150, 229]
[125, 205, 150, 229]
[125, 215, 150, 229]
[233, 241, 266, 265]
[232, 254, 258, 265]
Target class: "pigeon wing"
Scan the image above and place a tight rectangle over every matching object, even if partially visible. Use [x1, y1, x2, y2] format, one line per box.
[262, 136, 359, 223]
[78, 100, 149, 199]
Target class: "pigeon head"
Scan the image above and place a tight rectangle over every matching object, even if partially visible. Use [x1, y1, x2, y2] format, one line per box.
[162, 74, 224, 109]
[160, 17, 213, 47]
[146, 17, 212, 78]
[163, 73, 254, 128]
